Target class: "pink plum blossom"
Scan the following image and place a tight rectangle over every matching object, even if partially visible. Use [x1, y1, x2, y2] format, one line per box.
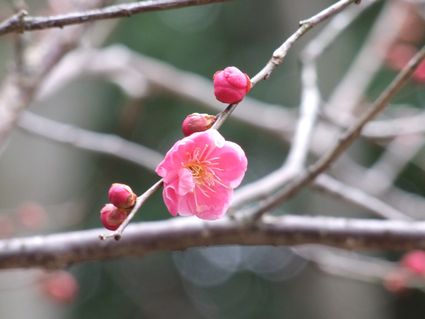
[155, 129, 247, 220]
[213, 66, 251, 104]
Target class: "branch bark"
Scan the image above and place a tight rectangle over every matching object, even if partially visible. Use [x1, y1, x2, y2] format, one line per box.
[2, 215, 425, 269]
[0, 0, 231, 36]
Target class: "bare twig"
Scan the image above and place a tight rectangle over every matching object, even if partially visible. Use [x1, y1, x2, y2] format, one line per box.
[232, 0, 368, 208]
[361, 134, 424, 195]
[2, 215, 425, 269]
[250, 0, 359, 85]
[250, 46, 425, 220]
[325, 0, 408, 123]
[99, 179, 164, 240]
[0, 0, 231, 36]
[313, 174, 413, 221]
[19, 112, 162, 171]
[0, 1, 108, 149]
[231, 58, 320, 208]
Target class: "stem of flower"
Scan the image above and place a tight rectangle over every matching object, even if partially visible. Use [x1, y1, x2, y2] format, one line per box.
[100, 179, 163, 240]
[211, 103, 238, 130]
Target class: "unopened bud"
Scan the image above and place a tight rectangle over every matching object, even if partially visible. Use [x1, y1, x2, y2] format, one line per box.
[213, 66, 251, 104]
[108, 183, 137, 209]
[100, 203, 128, 230]
[182, 113, 216, 136]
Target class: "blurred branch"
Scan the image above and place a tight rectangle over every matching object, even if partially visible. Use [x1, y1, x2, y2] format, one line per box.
[250, 0, 359, 85]
[325, 0, 408, 122]
[361, 134, 424, 195]
[0, 0, 231, 36]
[3, 215, 425, 269]
[0, 1, 108, 149]
[19, 112, 162, 171]
[312, 174, 413, 221]
[250, 46, 425, 220]
[232, 1, 371, 208]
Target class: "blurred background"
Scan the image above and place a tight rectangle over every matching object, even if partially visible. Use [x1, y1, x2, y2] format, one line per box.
[0, 0, 425, 318]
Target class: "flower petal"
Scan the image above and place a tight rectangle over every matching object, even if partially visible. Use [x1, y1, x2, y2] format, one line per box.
[177, 168, 195, 196]
[192, 184, 233, 220]
[210, 141, 248, 188]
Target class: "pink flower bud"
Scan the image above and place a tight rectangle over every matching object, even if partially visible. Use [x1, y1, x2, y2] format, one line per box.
[100, 203, 128, 230]
[108, 183, 137, 209]
[213, 66, 251, 104]
[182, 113, 216, 136]
[401, 250, 425, 275]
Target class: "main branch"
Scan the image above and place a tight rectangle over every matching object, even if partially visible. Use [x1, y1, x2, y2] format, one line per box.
[2, 215, 425, 269]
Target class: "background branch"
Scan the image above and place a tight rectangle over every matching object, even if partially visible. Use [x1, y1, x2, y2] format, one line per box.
[0, 0, 231, 36]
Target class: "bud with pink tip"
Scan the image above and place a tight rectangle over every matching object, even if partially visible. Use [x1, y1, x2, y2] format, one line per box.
[100, 203, 128, 230]
[213, 66, 251, 104]
[108, 183, 137, 209]
[182, 113, 216, 136]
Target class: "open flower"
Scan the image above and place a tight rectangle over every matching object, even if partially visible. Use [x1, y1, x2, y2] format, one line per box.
[155, 129, 247, 220]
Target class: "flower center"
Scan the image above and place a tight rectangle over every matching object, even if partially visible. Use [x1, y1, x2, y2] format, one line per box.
[186, 161, 214, 186]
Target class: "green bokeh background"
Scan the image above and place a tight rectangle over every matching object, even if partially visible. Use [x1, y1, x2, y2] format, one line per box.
[0, 0, 425, 318]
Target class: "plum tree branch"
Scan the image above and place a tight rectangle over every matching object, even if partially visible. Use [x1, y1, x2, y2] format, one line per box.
[2, 215, 425, 269]
[250, 45, 425, 220]
[0, 0, 231, 36]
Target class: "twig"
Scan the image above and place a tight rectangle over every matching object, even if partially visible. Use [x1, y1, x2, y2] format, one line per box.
[363, 111, 425, 139]
[0, 1, 107, 149]
[19, 112, 162, 171]
[232, 0, 367, 208]
[99, 180, 164, 240]
[249, 46, 425, 221]
[250, 0, 359, 85]
[0, 0, 231, 36]
[293, 245, 397, 283]
[312, 174, 413, 221]
[3, 215, 425, 269]
[325, 0, 408, 123]
[231, 58, 320, 208]
[361, 134, 424, 195]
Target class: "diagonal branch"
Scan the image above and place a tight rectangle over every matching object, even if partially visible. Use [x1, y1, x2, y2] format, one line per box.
[250, 45, 425, 220]
[0, 0, 231, 36]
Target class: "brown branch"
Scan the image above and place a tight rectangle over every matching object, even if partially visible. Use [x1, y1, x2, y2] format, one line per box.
[250, 45, 425, 220]
[2, 215, 425, 269]
[0, 0, 231, 36]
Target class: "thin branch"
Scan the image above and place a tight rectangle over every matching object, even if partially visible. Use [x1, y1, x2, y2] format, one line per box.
[361, 134, 424, 195]
[19, 112, 162, 171]
[312, 174, 413, 221]
[231, 58, 320, 208]
[0, 0, 231, 36]
[100, 179, 164, 240]
[250, 46, 425, 220]
[232, 0, 368, 208]
[250, 0, 359, 85]
[325, 0, 408, 122]
[3, 215, 425, 269]
[0, 1, 108, 149]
